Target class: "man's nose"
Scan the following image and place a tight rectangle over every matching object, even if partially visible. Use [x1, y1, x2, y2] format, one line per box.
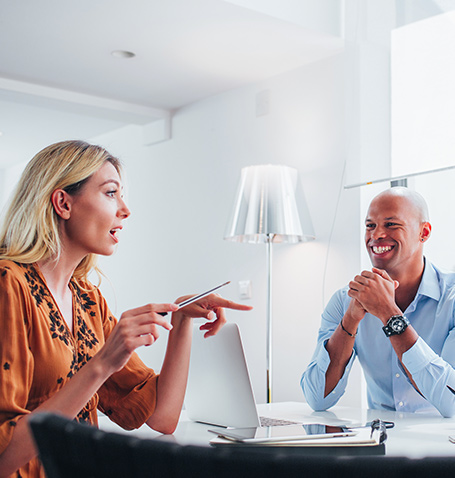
[370, 226, 387, 240]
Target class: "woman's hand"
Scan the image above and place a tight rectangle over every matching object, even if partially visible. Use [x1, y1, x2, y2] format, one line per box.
[96, 303, 179, 375]
[172, 293, 253, 337]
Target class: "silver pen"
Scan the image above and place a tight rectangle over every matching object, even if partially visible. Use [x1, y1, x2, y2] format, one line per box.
[158, 281, 230, 316]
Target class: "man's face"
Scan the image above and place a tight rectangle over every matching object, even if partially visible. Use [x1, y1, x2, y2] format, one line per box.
[364, 194, 425, 275]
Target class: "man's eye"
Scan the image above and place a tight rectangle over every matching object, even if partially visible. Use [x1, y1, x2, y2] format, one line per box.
[385, 222, 398, 227]
[365, 224, 375, 229]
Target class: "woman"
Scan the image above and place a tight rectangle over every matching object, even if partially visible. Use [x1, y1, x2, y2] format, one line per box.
[0, 140, 251, 477]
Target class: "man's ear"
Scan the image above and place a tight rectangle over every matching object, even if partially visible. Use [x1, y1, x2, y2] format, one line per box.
[420, 222, 432, 243]
[51, 189, 72, 220]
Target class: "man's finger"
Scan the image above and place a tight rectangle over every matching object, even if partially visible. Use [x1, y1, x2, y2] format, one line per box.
[348, 281, 360, 292]
[371, 267, 393, 281]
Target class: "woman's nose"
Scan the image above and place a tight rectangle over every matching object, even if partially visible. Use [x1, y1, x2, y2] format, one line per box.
[118, 198, 131, 219]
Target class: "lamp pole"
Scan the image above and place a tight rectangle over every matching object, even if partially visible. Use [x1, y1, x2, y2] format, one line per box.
[266, 233, 274, 403]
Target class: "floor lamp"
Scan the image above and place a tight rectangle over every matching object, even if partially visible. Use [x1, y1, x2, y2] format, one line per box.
[224, 165, 315, 403]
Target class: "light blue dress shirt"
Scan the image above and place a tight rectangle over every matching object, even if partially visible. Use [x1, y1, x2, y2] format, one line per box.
[301, 260, 455, 417]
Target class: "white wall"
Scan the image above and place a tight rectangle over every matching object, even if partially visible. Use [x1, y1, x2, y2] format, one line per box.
[391, 10, 455, 178]
[0, 162, 27, 214]
[90, 53, 363, 405]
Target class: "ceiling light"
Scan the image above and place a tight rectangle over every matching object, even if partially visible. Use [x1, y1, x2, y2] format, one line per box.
[111, 50, 136, 59]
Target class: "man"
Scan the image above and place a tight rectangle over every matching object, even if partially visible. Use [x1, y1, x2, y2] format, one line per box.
[301, 187, 455, 416]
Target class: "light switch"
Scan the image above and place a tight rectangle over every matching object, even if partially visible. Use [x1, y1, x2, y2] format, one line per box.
[238, 280, 252, 300]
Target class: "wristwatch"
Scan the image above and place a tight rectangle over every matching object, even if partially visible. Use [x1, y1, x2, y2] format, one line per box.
[382, 315, 410, 337]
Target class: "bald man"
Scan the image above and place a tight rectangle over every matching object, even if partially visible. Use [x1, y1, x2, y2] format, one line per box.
[301, 187, 455, 417]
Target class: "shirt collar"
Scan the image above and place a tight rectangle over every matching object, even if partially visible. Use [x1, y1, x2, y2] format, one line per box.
[415, 258, 440, 302]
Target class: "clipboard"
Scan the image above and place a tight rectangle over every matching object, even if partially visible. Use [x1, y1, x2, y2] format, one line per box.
[209, 420, 387, 456]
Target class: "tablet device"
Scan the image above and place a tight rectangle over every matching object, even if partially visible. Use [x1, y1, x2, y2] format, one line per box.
[209, 424, 356, 443]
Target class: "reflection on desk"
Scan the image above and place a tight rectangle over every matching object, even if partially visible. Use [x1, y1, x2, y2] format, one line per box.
[98, 401, 455, 458]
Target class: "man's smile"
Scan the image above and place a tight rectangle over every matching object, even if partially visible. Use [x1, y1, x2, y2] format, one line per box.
[371, 245, 394, 255]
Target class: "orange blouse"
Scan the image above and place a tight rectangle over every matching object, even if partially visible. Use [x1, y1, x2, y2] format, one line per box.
[0, 260, 158, 478]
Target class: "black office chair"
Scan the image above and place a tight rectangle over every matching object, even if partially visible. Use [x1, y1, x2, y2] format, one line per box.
[29, 412, 455, 478]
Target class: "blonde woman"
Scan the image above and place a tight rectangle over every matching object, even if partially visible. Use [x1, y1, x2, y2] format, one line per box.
[0, 140, 251, 478]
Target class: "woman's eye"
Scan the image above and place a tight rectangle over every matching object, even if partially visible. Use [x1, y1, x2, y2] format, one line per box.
[107, 190, 117, 197]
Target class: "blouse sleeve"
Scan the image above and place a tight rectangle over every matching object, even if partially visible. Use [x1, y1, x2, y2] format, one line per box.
[94, 291, 159, 430]
[0, 265, 34, 454]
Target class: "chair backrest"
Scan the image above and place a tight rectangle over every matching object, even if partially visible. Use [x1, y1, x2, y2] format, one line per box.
[29, 412, 455, 478]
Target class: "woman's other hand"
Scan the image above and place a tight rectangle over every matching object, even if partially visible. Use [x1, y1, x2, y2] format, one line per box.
[97, 303, 179, 375]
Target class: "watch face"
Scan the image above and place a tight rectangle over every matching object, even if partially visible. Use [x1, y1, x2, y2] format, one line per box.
[390, 317, 406, 333]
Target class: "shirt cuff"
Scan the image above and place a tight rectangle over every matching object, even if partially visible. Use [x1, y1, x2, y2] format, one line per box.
[317, 339, 332, 372]
[402, 337, 437, 375]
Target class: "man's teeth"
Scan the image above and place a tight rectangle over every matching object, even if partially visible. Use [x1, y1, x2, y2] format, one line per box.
[372, 245, 393, 254]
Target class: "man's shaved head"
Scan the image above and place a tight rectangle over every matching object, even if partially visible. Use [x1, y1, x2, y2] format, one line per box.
[370, 187, 429, 223]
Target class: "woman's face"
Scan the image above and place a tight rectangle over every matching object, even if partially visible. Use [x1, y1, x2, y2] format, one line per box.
[62, 161, 131, 258]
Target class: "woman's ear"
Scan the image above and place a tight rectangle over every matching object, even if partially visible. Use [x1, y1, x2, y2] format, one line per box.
[51, 189, 72, 220]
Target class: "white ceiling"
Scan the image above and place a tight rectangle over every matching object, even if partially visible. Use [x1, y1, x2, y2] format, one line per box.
[0, 0, 343, 167]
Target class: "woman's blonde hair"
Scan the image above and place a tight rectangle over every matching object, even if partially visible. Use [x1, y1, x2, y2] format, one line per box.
[0, 140, 122, 280]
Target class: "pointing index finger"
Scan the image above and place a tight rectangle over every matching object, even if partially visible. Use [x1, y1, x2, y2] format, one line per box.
[209, 297, 253, 311]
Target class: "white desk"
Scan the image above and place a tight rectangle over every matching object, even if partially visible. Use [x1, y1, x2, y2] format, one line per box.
[98, 401, 455, 458]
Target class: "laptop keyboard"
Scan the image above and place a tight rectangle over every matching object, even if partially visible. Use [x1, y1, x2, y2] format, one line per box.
[259, 416, 299, 427]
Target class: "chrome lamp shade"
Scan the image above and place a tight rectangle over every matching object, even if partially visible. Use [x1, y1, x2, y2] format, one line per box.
[224, 164, 315, 243]
[224, 164, 315, 403]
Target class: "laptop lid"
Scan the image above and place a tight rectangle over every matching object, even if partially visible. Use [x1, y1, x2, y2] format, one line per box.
[184, 322, 261, 428]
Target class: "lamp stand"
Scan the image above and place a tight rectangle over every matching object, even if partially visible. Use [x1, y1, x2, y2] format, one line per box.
[266, 233, 274, 403]
[224, 164, 315, 405]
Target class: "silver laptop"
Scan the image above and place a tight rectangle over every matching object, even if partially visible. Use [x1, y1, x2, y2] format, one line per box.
[184, 322, 299, 428]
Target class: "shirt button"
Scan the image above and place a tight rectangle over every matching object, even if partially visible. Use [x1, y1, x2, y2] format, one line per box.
[399, 401, 404, 407]
[396, 373, 400, 378]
